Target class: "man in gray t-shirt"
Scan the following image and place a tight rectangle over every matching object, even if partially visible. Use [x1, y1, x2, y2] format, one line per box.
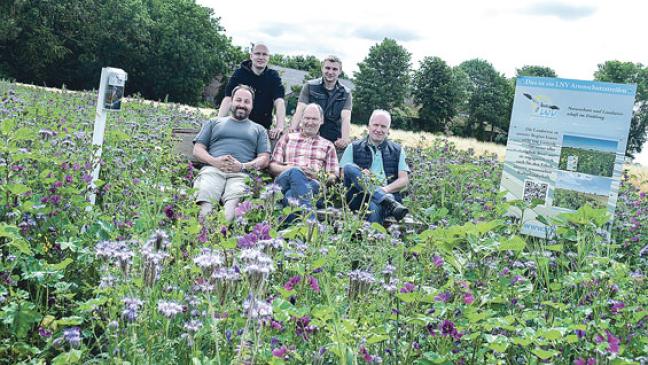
[193, 85, 270, 222]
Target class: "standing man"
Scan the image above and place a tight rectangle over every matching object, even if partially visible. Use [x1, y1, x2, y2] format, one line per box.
[218, 43, 286, 140]
[269, 103, 338, 212]
[340, 109, 409, 223]
[194, 85, 270, 222]
[289, 55, 352, 150]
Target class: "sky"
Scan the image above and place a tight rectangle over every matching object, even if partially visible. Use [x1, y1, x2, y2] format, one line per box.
[198, 0, 648, 165]
[562, 134, 618, 152]
[198, 0, 645, 80]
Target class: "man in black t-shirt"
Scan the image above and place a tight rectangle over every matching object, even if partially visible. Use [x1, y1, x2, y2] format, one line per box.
[218, 43, 286, 140]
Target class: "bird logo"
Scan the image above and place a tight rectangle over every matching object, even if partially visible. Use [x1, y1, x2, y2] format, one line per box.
[523, 93, 559, 118]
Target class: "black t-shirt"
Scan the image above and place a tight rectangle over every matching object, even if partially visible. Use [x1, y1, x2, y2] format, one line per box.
[224, 61, 285, 129]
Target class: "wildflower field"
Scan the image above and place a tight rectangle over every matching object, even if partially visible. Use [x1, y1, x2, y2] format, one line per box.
[0, 81, 646, 365]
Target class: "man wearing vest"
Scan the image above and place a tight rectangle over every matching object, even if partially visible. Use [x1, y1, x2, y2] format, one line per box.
[193, 85, 271, 222]
[218, 43, 286, 140]
[339, 110, 409, 223]
[289, 55, 352, 151]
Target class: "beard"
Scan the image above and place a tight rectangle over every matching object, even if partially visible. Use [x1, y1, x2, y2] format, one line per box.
[231, 106, 250, 120]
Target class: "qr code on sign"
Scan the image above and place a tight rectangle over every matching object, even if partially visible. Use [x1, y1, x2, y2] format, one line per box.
[523, 180, 548, 205]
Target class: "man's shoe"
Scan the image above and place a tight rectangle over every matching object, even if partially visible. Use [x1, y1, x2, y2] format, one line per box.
[381, 197, 409, 221]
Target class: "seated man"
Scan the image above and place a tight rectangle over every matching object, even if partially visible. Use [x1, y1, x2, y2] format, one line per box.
[269, 103, 338, 213]
[340, 109, 409, 223]
[193, 85, 270, 222]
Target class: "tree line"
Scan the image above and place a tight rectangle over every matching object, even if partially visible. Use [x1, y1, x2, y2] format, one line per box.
[0, 0, 244, 105]
[349, 38, 648, 156]
[2, 3, 646, 155]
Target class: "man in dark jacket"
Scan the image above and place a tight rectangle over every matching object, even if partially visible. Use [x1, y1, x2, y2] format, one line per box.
[289, 55, 352, 150]
[339, 110, 409, 223]
[218, 43, 286, 139]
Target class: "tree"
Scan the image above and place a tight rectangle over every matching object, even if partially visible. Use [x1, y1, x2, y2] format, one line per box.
[594, 60, 648, 156]
[412, 56, 461, 132]
[270, 54, 322, 79]
[458, 59, 513, 142]
[352, 38, 411, 125]
[0, 0, 241, 105]
[515, 65, 557, 77]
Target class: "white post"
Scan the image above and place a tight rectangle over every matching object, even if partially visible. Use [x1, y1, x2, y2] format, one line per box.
[88, 67, 127, 206]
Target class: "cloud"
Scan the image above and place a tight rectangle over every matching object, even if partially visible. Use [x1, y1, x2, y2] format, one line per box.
[521, 2, 597, 21]
[351, 26, 420, 42]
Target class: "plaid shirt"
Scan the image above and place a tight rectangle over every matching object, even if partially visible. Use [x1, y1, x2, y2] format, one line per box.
[272, 133, 338, 175]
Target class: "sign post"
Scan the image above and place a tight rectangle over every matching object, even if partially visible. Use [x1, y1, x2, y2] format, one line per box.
[89, 67, 127, 206]
[500, 77, 636, 238]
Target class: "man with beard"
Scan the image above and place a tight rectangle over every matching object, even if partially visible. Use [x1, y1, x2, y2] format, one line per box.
[269, 103, 338, 215]
[289, 55, 352, 151]
[193, 85, 271, 222]
[340, 109, 409, 223]
[218, 43, 286, 140]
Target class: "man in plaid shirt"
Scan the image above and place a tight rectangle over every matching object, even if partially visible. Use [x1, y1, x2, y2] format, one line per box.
[269, 103, 338, 213]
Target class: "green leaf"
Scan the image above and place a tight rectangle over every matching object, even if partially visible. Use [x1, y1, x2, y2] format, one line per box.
[55, 316, 84, 326]
[498, 235, 526, 252]
[14, 127, 37, 140]
[52, 349, 83, 365]
[546, 244, 563, 252]
[7, 183, 31, 195]
[396, 292, 418, 303]
[47, 258, 74, 271]
[366, 334, 389, 344]
[0, 223, 32, 255]
[532, 348, 559, 360]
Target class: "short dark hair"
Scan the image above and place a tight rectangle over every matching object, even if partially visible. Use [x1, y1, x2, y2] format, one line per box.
[232, 84, 255, 99]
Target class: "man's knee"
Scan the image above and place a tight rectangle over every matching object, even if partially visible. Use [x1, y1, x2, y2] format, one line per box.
[343, 163, 361, 176]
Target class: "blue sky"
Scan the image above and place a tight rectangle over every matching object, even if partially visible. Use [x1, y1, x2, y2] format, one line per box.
[562, 134, 618, 153]
[556, 171, 612, 195]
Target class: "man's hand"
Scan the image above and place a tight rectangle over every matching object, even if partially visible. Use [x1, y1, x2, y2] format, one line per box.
[334, 138, 350, 149]
[269, 127, 283, 140]
[213, 155, 243, 172]
[362, 169, 371, 176]
[302, 167, 318, 180]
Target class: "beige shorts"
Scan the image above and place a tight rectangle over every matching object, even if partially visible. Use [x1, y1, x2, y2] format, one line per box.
[194, 166, 249, 204]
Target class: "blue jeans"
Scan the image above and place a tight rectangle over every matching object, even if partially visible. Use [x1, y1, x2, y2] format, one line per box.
[343, 164, 392, 223]
[275, 167, 321, 209]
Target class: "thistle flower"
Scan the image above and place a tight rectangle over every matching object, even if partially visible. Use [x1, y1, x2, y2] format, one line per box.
[158, 300, 184, 318]
[272, 345, 288, 358]
[183, 319, 203, 333]
[242, 297, 273, 319]
[432, 255, 444, 268]
[348, 270, 376, 301]
[283, 275, 301, 291]
[308, 276, 320, 293]
[400, 282, 415, 293]
[122, 297, 143, 322]
[193, 248, 224, 275]
[63, 327, 81, 348]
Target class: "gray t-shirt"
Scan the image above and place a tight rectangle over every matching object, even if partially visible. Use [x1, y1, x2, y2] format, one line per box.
[193, 117, 270, 163]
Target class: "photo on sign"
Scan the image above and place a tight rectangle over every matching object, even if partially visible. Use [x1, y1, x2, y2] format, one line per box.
[522, 179, 548, 205]
[553, 171, 611, 210]
[558, 134, 617, 177]
[104, 85, 124, 110]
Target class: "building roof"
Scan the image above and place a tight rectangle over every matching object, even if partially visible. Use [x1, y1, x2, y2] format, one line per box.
[270, 65, 354, 95]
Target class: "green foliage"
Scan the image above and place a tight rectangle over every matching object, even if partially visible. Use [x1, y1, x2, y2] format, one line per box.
[353, 38, 412, 125]
[270, 54, 322, 79]
[458, 59, 513, 143]
[0, 82, 646, 364]
[0, 0, 240, 105]
[515, 65, 558, 78]
[412, 57, 465, 133]
[594, 60, 648, 157]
